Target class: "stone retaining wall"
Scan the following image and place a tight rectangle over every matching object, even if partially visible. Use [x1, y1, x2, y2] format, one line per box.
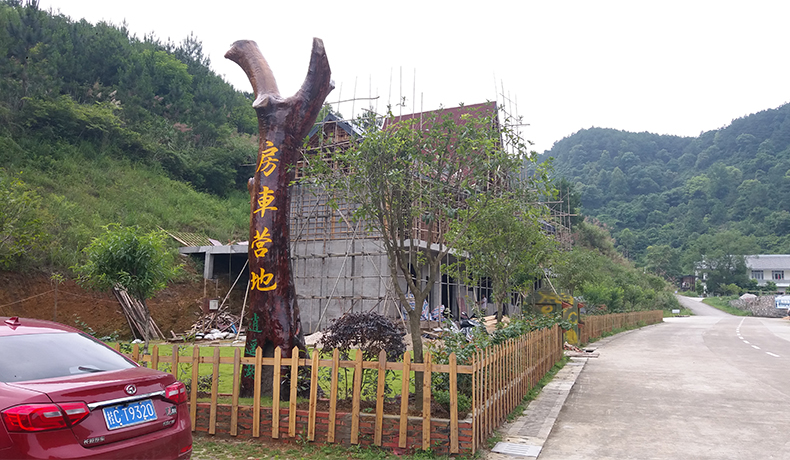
[730, 296, 786, 317]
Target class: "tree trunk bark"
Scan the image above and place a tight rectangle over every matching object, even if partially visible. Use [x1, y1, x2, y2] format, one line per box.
[225, 39, 333, 398]
[407, 296, 426, 411]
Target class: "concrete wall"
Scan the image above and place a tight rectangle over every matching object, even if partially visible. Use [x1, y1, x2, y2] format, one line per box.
[293, 238, 392, 333]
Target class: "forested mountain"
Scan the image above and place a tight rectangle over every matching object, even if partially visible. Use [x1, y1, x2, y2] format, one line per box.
[544, 103, 790, 277]
[0, 1, 254, 270]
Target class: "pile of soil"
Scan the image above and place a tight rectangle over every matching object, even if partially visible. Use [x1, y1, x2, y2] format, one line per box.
[0, 270, 209, 339]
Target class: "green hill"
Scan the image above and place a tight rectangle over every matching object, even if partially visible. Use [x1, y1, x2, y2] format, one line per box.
[544, 103, 790, 276]
[0, 1, 256, 271]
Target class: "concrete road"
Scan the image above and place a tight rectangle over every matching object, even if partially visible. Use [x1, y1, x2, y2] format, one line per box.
[538, 297, 790, 459]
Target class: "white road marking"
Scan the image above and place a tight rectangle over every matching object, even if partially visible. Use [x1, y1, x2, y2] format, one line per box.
[752, 345, 761, 350]
[744, 340, 750, 344]
[767, 352, 780, 358]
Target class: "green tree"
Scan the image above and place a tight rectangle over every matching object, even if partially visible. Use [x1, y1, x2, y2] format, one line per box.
[304, 105, 535, 407]
[609, 166, 629, 198]
[552, 247, 604, 296]
[644, 244, 681, 281]
[0, 174, 47, 268]
[617, 228, 636, 259]
[448, 193, 556, 321]
[74, 225, 180, 352]
[691, 230, 758, 295]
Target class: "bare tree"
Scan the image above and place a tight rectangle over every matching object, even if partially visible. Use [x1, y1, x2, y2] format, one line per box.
[225, 39, 333, 396]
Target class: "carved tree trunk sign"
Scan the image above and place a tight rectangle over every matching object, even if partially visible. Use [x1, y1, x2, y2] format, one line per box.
[225, 39, 333, 396]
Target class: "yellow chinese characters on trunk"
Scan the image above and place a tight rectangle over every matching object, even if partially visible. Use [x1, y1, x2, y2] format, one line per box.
[257, 141, 279, 176]
[251, 142, 280, 292]
[252, 228, 272, 258]
[254, 187, 277, 218]
[251, 267, 277, 291]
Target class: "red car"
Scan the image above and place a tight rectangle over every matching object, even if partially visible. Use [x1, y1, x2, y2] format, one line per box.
[0, 317, 192, 459]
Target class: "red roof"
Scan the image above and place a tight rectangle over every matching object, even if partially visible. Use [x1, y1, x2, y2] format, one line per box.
[383, 101, 498, 130]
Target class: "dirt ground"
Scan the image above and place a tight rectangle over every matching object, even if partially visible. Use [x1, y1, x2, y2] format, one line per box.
[0, 269, 236, 340]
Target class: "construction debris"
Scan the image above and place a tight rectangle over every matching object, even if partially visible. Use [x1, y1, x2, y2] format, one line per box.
[185, 309, 243, 341]
[564, 342, 599, 358]
[113, 288, 165, 341]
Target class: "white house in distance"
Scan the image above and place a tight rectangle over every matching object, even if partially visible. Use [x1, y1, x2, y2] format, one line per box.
[746, 255, 790, 293]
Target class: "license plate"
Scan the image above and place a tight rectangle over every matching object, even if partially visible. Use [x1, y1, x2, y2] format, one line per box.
[102, 399, 157, 430]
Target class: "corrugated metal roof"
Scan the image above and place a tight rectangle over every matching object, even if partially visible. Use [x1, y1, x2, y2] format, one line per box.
[162, 229, 217, 247]
[745, 254, 790, 270]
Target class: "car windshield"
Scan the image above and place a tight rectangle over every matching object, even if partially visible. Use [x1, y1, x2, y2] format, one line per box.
[0, 332, 135, 383]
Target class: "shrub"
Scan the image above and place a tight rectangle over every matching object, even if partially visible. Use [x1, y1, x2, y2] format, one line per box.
[319, 312, 405, 361]
[319, 312, 405, 400]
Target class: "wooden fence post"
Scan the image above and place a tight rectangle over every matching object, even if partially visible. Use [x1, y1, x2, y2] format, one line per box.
[328, 348, 339, 443]
[449, 352, 459, 454]
[422, 351, 432, 450]
[171, 345, 178, 379]
[289, 347, 299, 437]
[190, 346, 199, 430]
[231, 347, 241, 436]
[209, 347, 220, 435]
[398, 351, 411, 449]
[374, 350, 386, 446]
[270, 347, 280, 438]
[308, 349, 319, 441]
[350, 349, 363, 444]
[252, 347, 264, 438]
[151, 345, 159, 371]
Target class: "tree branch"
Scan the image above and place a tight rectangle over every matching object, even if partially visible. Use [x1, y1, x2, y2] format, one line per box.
[224, 40, 280, 109]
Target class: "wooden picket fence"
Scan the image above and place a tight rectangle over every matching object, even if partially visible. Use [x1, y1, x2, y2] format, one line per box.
[578, 310, 663, 344]
[117, 324, 564, 453]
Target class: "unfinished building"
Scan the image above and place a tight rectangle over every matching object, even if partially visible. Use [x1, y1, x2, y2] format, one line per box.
[180, 102, 573, 335]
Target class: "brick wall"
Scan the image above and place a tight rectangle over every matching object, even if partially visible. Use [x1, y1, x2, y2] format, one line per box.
[193, 403, 473, 455]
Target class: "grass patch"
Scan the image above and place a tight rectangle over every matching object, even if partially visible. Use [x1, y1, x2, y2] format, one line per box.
[191, 432, 479, 459]
[702, 296, 751, 316]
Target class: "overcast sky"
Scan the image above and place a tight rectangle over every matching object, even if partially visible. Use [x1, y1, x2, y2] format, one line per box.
[39, 0, 790, 154]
